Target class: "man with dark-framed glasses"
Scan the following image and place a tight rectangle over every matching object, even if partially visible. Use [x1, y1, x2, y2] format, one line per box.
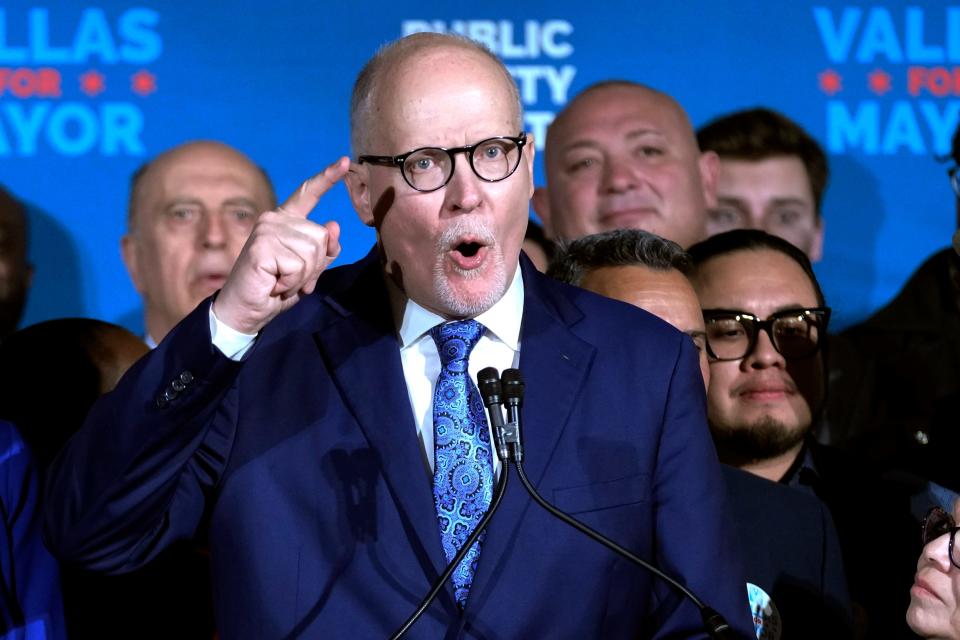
[688, 230, 830, 482]
[358, 133, 527, 193]
[689, 228, 919, 638]
[44, 32, 753, 639]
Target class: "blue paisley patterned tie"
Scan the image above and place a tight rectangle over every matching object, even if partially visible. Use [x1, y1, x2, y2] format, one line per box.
[429, 319, 494, 607]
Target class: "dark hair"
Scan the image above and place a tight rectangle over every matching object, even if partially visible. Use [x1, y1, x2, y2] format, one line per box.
[0, 318, 147, 467]
[524, 218, 556, 261]
[687, 229, 826, 306]
[697, 108, 829, 218]
[0, 183, 27, 234]
[548, 229, 692, 286]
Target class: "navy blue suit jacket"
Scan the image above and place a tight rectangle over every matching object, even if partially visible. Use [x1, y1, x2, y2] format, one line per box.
[45, 253, 752, 639]
[722, 466, 851, 638]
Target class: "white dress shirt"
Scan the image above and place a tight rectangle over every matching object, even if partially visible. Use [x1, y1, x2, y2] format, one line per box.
[210, 266, 524, 478]
[392, 268, 523, 478]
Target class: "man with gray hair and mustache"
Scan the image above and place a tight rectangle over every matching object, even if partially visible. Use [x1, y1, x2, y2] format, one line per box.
[46, 33, 752, 639]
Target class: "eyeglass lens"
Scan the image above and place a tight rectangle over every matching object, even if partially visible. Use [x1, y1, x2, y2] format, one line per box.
[922, 507, 960, 568]
[704, 312, 822, 360]
[402, 138, 521, 191]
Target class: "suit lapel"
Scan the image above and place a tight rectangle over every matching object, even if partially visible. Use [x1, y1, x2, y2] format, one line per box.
[516, 260, 596, 484]
[312, 255, 451, 592]
[469, 261, 596, 606]
[312, 255, 596, 614]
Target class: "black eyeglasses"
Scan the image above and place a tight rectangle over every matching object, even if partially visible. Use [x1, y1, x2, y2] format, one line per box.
[357, 133, 527, 193]
[702, 307, 831, 362]
[922, 506, 960, 570]
[949, 166, 960, 198]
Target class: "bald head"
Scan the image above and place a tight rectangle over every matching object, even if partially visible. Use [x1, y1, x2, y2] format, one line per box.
[533, 81, 717, 249]
[127, 140, 275, 230]
[121, 140, 275, 342]
[350, 33, 523, 157]
[550, 82, 696, 148]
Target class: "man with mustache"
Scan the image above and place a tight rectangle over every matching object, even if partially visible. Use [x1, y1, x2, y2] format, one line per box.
[532, 80, 717, 249]
[688, 229, 917, 638]
[121, 140, 276, 345]
[548, 228, 853, 638]
[45, 34, 752, 638]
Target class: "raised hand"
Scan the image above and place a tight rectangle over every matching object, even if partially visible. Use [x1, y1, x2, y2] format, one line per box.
[213, 157, 350, 335]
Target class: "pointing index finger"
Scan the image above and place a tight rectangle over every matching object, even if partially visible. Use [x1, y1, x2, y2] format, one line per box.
[281, 156, 351, 219]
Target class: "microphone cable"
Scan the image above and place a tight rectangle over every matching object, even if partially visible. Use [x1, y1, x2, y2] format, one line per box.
[390, 367, 740, 640]
[496, 367, 738, 640]
[388, 439, 509, 640]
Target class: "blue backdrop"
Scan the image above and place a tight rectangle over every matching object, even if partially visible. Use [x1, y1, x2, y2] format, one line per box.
[2, 1, 958, 334]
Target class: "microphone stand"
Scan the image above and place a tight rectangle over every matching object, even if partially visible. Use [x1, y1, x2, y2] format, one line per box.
[495, 368, 738, 640]
[511, 463, 733, 638]
[389, 368, 740, 640]
[388, 375, 510, 640]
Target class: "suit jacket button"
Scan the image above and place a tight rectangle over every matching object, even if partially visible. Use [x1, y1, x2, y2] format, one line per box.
[156, 396, 168, 409]
[180, 371, 194, 384]
[163, 388, 178, 402]
[172, 379, 185, 392]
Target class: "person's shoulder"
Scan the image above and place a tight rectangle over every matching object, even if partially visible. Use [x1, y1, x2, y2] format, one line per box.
[0, 420, 23, 458]
[722, 465, 826, 518]
[844, 247, 953, 337]
[528, 268, 682, 343]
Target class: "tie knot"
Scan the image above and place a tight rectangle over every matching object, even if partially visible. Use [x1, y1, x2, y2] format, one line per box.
[430, 320, 484, 370]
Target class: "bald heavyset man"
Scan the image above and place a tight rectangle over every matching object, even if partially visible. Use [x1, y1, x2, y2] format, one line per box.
[46, 35, 751, 639]
[533, 81, 718, 249]
[121, 141, 276, 344]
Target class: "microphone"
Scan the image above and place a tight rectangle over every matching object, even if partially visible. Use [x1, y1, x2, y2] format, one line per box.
[481, 368, 738, 640]
[388, 370, 510, 640]
[499, 369, 524, 462]
[477, 366, 510, 463]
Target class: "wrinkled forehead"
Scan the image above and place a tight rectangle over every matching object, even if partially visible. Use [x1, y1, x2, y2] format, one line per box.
[135, 145, 269, 209]
[551, 85, 696, 151]
[370, 45, 521, 146]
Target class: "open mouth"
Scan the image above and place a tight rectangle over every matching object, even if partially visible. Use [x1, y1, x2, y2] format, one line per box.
[448, 239, 488, 270]
[456, 242, 482, 258]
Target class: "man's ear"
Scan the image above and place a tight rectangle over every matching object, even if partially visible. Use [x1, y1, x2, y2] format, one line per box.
[531, 187, 554, 238]
[523, 132, 536, 199]
[120, 234, 145, 293]
[344, 161, 374, 227]
[698, 150, 720, 210]
[809, 217, 825, 263]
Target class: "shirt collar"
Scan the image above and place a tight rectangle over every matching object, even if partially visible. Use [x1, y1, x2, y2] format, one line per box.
[391, 264, 524, 351]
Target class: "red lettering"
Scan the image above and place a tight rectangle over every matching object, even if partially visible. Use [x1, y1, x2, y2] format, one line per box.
[37, 68, 61, 97]
[906, 66, 960, 97]
[908, 67, 924, 96]
[0, 67, 63, 98]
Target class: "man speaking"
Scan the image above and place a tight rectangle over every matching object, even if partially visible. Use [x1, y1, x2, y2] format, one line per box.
[45, 34, 751, 639]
